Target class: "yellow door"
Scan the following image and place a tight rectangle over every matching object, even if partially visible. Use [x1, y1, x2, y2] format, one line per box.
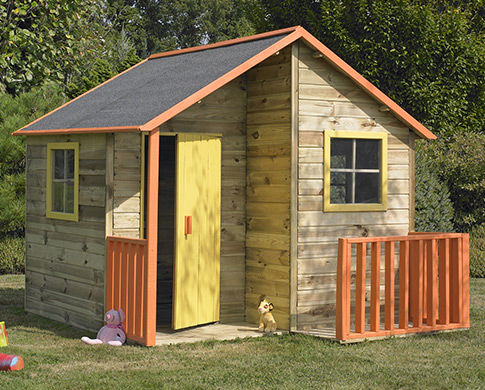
[173, 133, 221, 330]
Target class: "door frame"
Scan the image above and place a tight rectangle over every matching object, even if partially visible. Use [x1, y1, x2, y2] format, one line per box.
[144, 131, 222, 343]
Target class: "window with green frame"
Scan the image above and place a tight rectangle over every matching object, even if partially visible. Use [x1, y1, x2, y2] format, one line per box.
[46, 142, 79, 221]
[323, 131, 388, 212]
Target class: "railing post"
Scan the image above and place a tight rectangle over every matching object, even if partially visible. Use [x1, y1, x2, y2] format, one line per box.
[399, 240, 409, 329]
[462, 234, 470, 326]
[450, 238, 463, 323]
[336, 238, 350, 340]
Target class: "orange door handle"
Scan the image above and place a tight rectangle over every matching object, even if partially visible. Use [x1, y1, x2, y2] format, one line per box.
[184, 216, 192, 235]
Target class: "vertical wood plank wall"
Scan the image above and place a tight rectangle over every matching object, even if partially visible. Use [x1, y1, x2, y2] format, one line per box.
[296, 42, 412, 330]
[112, 133, 142, 238]
[159, 77, 247, 322]
[25, 134, 106, 331]
[245, 47, 292, 330]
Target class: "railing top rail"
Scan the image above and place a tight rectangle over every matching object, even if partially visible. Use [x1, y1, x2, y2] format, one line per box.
[341, 232, 467, 244]
[106, 235, 148, 244]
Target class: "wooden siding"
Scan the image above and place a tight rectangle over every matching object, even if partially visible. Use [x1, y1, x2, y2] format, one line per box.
[112, 133, 141, 238]
[245, 47, 291, 330]
[159, 77, 247, 322]
[296, 42, 412, 330]
[25, 134, 106, 331]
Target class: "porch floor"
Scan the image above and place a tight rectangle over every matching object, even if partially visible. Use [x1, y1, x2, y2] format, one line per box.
[155, 321, 285, 345]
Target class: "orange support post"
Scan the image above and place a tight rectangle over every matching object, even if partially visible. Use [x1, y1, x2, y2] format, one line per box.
[370, 242, 381, 332]
[462, 234, 470, 326]
[144, 129, 159, 346]
[385, 241, 395, 331]
[336, 238, 350, 340]
[355, 243, 366, 333]
[399, 240, 409, 329]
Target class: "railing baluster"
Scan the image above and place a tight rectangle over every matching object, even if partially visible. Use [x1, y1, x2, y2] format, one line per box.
[450, 238, 460, 323]
[426, 239, 438, 326]
[128, 243, 135, 335]
[438, 239, 450, 325]
[385, 241, 395, 330]
[356, 243, 366, 333]
[106, 240, 114, 310]
[336, 238, 350, 340]
[399, 240, 409, 329]
[414, 240, 424, 328]
[370, 241, 381, 332]
[135, 243, 144, 338]
[114, 241, 121, 310]
[423, 240, 428, 322]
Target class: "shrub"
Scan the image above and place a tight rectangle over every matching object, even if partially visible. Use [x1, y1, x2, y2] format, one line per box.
[470, 224, 485, 278]
[0, 236, 25, 274]
[415, 144, 454, 232]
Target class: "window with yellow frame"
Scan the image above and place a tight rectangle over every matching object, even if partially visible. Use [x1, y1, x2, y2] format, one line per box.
[46, 142, 79, 221]
[323, 131, 387, 212]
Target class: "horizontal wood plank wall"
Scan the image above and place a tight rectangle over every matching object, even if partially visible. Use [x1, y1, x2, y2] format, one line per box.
[159, 77, 247, 322]
[113, 133, 141, 238]
[297, 42, 411, 330]
[25, 134, 106, 331]
[245, 47, 291, 330]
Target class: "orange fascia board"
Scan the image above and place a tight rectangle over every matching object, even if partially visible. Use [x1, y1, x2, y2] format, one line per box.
[12, 59, 149, 136]
[297, 29, 436, 140]
[140, 30, 302, 131]
[148, 26, 299, 60]
[12, 126, 140, 136]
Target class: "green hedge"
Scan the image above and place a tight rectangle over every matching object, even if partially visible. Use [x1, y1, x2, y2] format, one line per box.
[470, 224, 485, 278]
[0, 236, 25, 274]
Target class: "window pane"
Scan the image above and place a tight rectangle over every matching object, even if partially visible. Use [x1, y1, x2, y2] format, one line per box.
[330, 138, 353, 169]
[330, 172, 352, 203]
[65, 181, 74, 213]
[356, 139, 380, 169]
[355, 173, 380, 203]
[66, 149, 75, 179]
[54, 150, 64, 179]
[52, 181, 65, 212]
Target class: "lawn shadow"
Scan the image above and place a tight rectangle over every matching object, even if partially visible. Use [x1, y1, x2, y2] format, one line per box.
[0, 278, 95, 341]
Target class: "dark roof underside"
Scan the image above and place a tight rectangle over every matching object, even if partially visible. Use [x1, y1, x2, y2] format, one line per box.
[24, 34, 288, 131]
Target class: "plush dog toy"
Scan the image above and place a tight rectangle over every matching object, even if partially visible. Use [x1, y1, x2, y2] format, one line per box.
[258, 297, 277, 335]
[81, 308, 126, 346]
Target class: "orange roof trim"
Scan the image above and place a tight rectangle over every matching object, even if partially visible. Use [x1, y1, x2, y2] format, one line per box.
[14, 126, 140, 136]
[12, 26, 436, 140]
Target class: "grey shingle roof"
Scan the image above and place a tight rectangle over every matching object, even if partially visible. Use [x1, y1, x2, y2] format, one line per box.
[23, 34, 289, 131]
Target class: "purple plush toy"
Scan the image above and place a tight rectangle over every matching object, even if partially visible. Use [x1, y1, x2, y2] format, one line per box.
[82, 308, 126, 346]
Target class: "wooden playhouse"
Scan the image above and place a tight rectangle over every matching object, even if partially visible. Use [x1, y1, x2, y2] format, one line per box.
[14, 26, 469, 346]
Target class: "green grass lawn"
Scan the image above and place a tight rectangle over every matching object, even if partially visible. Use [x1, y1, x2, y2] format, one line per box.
[0, 275, 484, 389]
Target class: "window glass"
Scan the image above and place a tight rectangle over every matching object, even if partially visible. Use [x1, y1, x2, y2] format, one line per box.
[65, 182, 75, 213]
[355, 173, 380, 203]
[52, 181, 65, 212]
[330, 172, 352, 203]
[356, 139, 380, 169]
[66, 150, 75, 179]
[54, 150, 64, 179]
[330, 138, 353, 169]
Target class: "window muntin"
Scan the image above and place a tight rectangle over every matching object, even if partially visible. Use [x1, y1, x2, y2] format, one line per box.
[324, 131, 387, 212]
[46, 143, 79, 221]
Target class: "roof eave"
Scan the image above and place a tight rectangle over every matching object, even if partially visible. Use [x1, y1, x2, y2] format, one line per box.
[12, 126, 140, 136]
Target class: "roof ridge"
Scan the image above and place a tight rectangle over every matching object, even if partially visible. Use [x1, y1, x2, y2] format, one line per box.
[147, 26, 300, 60]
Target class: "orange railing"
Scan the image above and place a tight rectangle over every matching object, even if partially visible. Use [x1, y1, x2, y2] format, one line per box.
[336, 233, 470, 341]
[106, 236, 149, 345]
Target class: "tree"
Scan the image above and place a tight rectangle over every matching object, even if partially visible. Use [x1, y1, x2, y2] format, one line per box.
[0, 83, 66, 236]
[105, 0, 256, 56]
[0, 0, 108, 95]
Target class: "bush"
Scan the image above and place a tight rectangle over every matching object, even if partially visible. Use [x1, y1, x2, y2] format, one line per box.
[415, 144, 454, 232]
[0, 236, 25, 274]
[470, 224, 485, 278]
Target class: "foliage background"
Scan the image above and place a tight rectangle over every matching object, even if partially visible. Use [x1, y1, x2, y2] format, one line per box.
[0, 0, 483, 275]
